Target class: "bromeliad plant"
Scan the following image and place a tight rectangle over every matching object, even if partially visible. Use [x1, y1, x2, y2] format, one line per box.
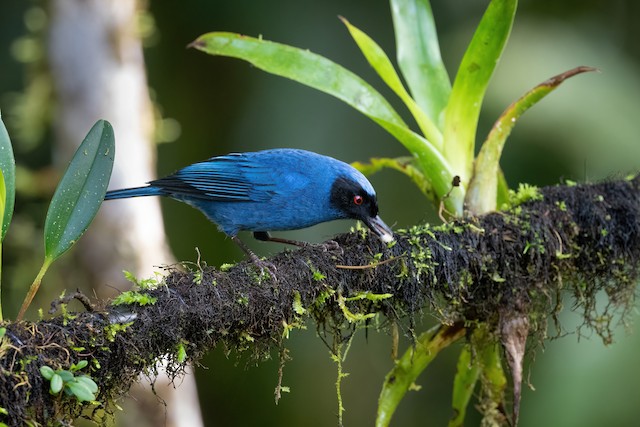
[190, 0, 594, 425]
[0, 117, 115, 321]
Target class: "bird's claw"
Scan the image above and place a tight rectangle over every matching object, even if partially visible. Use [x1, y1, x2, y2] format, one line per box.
[247, 254, 278, 282]
[320, 240, 341, 252]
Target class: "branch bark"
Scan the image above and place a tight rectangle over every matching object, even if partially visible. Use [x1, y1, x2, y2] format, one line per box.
[1, 177, 639, 426]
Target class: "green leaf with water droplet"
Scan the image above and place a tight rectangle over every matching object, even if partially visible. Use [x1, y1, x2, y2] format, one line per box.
[0, 111, 15, 242]
[44, 120, 115, 262]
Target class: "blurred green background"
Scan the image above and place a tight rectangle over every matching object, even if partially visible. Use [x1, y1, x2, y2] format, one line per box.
[2, 0, 640, 426]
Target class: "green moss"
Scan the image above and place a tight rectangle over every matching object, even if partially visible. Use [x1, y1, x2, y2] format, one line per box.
[104, 322, 133, 342]
[555, 200, 567, 211]
[502, 183, 544, 209]
[123, 270, 160, 290]
[111, 291, 157, 307]
[292, 291, 306, 315]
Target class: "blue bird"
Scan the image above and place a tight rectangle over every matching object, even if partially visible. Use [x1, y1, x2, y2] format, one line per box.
[105, 148, 394, 260]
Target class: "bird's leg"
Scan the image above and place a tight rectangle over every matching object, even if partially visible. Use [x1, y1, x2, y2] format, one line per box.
[253, 231, 308, 247]
[231, 235, 262, 262]
[231, 235, 277, 279]
[253, 231, 340, 252]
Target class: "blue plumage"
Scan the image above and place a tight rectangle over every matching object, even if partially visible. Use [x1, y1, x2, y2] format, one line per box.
[105, 148, 393, 256]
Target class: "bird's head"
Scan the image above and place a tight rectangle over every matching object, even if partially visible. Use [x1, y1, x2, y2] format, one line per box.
[329, 176, 394, 243]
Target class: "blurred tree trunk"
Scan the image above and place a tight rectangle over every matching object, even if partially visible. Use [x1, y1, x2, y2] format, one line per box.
[47, 1, 203, 426]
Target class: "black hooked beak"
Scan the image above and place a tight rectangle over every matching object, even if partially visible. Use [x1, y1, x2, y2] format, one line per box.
[364, 215, 394, 243]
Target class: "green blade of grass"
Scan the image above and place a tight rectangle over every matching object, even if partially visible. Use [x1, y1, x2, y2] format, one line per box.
[341, 17, 443, 149]
[0, 111, 15, 242]
[190, 32, 408, 130]
[44, 120, 115, 261]
[466, 66, 597, 214]
[442, 0, 517, 187]
[390, 0, 451, 128]
[376, 324, 465, 427]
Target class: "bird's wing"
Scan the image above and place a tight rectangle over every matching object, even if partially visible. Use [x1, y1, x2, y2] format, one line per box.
[151, 154, 277, 202]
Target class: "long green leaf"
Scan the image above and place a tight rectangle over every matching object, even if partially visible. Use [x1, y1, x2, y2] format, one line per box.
[448, 345, 480, 427]
[190, 32, 408, 130]
[466, 66, 596, 214]
[374, 119, 464, 214]
[376, 324, 465, 427]
[341, 17, 443, 149]
[352, 157, 433, 200]
[479, 343, 508, 425]
[44, 120, 115, 261]
[0, 169, 5, 321]
[443, 0, 517, 186]
[0, 112, 15, 242]
[0, 170, 5, 244]
[390, 0, 451, 128]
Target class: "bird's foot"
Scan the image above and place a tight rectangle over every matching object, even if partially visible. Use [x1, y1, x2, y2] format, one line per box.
[232, 235, 278, 281]
[319, 240, 341, 252]
[247, 253, 278, 282]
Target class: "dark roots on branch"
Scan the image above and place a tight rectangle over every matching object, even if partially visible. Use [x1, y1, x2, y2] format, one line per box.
[1, 177, 639, 425]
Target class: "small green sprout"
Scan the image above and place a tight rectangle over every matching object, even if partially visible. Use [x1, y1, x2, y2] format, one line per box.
[192, 270, 203, 285]
[40, 361, 98, 403]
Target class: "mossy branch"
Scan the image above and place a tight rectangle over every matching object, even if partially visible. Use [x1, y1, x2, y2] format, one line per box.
[1, 177, 640, 426]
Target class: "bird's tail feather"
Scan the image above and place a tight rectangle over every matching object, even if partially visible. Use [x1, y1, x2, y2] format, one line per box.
[105, 186, 164, 200]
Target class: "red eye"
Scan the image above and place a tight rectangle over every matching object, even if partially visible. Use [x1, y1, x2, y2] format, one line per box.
[353, 195, 363, 205]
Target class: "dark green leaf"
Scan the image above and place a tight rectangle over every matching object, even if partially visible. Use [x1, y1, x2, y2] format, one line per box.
[44, 120, 115, 262]
[390, 0, 451, 126]
[0, 170, 5, 244]
[0, 112, 15, 242]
